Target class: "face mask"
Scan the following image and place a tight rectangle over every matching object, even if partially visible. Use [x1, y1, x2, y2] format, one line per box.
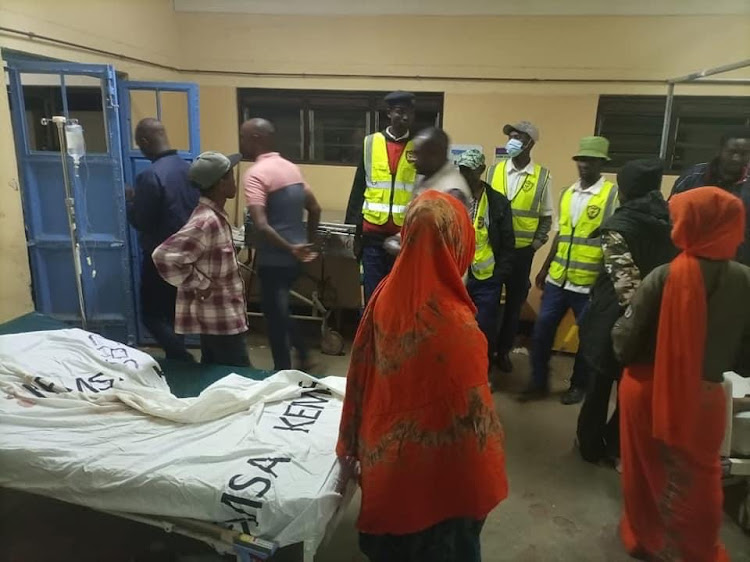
[505, 138, 525, 158]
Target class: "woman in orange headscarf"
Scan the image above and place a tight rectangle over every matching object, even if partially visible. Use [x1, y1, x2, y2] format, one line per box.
[612, 186, 750, 561]
[337, 190, 507, 562]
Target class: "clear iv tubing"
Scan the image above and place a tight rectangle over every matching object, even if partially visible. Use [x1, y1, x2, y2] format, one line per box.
[65, 121, 86, 177]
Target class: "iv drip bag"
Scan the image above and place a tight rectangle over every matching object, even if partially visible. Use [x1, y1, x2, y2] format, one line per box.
[65, 121, 86, 168]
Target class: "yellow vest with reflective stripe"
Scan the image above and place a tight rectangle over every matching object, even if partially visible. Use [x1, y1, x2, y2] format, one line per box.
[471, 189, 494, 280]
[487, 159, 550, 249]
[548, 180, 618, 287]
[362, 132, 417, 227]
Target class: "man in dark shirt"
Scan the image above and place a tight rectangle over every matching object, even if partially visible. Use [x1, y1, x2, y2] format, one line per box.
[670, 127, 750, 265]
[126, 118, 199, 361]
[458, 149, 515, 378]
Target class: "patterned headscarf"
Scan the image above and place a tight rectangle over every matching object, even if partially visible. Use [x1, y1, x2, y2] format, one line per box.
[337, 190, 507, 535]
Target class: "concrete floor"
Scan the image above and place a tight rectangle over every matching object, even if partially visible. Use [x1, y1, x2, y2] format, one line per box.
[266, 339, 750, 562]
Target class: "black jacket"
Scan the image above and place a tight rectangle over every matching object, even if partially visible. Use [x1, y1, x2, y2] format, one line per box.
[671, 159, 750, 266]
[482, 182, 515, 284]
[579, 191, 677, 378]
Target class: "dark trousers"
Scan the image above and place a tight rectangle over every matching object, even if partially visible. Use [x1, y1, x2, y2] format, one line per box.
[530, 282, 590, 390]
[497, 246, 535, 355]
[360, 518, 484, 562]
[577, 361, 621, 463]
[200, 333, 251, 367]
[466, 270, 503, 365]
[258, 265, 308, 371]
[362, 244, 396, 305]
[140, 256, 191, 361]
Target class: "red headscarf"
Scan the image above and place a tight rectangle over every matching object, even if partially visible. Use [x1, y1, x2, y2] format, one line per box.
[652, 187, 745, 451]
[337, 190, 507, 535]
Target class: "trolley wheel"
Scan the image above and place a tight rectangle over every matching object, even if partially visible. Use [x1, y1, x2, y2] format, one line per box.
[321, 328, 345, 356]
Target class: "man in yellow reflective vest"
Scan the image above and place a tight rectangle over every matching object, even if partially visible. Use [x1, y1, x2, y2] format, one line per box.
[521, 136, 618, 403]
[345, 91, 418, 304]
[486, 121, 554, 374]
[457, 149, 515, 379]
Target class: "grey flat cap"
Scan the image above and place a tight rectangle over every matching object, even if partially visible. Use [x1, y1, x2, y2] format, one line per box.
[189, 151, 241, 191]
[503, 121, 540, 143]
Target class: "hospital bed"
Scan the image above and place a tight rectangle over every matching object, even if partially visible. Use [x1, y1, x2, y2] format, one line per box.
[0, 314, 355, 561]
[722, 372, 750, 533]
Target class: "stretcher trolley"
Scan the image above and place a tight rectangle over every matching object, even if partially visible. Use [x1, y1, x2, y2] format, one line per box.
[240, 219, 357, 356]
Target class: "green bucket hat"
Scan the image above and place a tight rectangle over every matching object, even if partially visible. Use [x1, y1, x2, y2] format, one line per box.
[573, 136, 611, 161]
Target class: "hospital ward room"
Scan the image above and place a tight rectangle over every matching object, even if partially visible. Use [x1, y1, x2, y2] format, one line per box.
[1, 1, 750, 561]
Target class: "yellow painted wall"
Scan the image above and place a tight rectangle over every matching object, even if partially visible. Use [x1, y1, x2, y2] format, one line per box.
[1, 5, 748, 318]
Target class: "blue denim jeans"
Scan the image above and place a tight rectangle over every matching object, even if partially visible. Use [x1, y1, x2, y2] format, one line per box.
[362, 244, 396, 305]
[258, 265, 308, 371]
[466, 270, 503, 366]
[531, 282, 590, 390]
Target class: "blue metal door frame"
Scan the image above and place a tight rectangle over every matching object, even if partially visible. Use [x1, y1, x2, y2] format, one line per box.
[117, 81, 200, 344]
[5, 57, 136, 343]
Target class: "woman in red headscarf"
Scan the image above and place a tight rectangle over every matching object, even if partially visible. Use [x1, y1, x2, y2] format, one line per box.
[612, 186, 750, 561]
[337, 190, 507, 562]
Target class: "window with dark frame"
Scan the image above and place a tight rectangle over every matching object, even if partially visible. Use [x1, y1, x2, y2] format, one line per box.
[237, 89, 444, 165]
[595, 95, 750, 174]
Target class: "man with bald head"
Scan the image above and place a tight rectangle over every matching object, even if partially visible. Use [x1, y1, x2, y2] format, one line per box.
[412, 127, 471, 205]
[126, 118, 199, 361]
[241, 118, 322, 371]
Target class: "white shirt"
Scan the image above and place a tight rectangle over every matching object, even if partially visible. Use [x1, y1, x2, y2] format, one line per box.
[548, 177, 608, 294]
[505, 159, 554, 217]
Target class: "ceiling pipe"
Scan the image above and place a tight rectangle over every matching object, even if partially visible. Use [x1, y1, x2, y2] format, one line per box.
[3, 26, 747, 86]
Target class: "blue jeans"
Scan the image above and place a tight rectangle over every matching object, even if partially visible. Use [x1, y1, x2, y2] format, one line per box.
[258, 265, 308, 371]
[466, 270, 502, 366]
[362, 244, 396, 304]
[531, 282, 590, 390]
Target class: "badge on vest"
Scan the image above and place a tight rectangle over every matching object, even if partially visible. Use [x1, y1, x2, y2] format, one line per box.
[522, 177, 535, 192]
[477, 216, 486, 229]
[586, 205, 602, 220]
[405, 150, 416, 164]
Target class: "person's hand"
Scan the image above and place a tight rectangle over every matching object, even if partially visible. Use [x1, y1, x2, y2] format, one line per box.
[124, 186, 135, 202]
[291, 244, 319, 263]
[195, 287, 212, 301]
[535, 268, 548, 291]
[336, 456, 360, 492]
[383, 235, 401, 256]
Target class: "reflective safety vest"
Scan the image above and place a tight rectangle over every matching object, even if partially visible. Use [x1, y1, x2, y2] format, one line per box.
[548, 180, 619, 287]
[487, 159, 550, 248]
[471, 189, 495, 280]
[362, 132, 417, 227]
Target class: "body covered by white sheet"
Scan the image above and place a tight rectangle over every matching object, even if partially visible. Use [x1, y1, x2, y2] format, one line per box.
[0, 329, 345, 548]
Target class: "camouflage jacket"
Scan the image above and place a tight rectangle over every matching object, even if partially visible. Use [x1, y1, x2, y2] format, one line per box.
[601, 230, 641, 308]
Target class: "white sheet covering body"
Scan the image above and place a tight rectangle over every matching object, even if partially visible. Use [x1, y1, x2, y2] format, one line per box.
[0, 329, 344, 548]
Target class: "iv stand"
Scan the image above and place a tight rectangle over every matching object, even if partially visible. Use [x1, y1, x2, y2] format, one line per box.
[41, 116, 87, 329]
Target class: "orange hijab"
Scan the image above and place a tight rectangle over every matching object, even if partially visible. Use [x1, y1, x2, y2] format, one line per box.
[337, 190, 507, 535]
[653, 187, 745, 451]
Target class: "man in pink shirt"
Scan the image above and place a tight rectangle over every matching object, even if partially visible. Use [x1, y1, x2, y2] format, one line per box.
[240, 118, 322, 371]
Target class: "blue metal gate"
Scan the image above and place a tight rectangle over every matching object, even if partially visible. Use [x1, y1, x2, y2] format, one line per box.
[6, 58, 136, 343]
[117, 81, 200, 344]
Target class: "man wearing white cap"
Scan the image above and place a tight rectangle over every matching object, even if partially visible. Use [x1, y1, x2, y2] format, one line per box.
[486, 121, 553, 374]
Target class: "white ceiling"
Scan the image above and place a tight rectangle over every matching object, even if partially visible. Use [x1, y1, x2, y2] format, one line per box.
[173, 0, 750, 16]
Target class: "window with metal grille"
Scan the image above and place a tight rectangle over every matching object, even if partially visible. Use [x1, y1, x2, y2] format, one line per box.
[595, 95, 750, 174]
[237, 89, 444, 165]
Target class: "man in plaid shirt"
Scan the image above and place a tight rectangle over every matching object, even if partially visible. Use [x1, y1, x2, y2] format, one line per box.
[152, 151, 250, 367]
